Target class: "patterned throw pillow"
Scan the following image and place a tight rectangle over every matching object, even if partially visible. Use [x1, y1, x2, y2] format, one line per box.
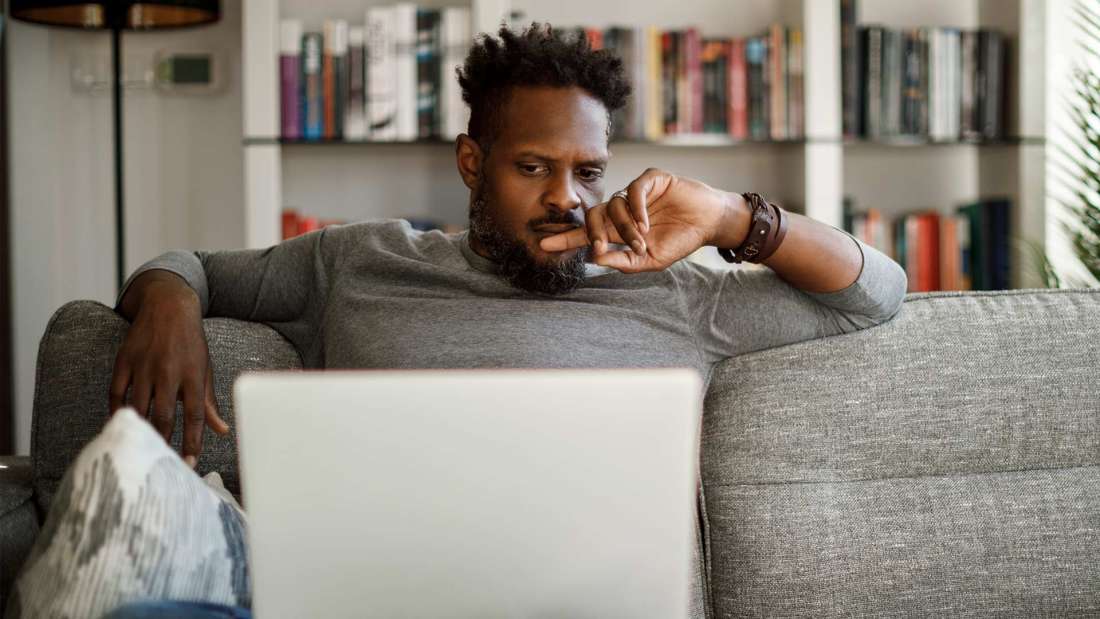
[4, 407, 250, 619]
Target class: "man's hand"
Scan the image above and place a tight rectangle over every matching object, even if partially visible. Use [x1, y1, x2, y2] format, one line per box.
[110, 271, 230, 468]
[539, 167, 749, 273]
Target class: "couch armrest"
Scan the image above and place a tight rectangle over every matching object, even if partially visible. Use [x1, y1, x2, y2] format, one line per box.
[0, 456, 39, 609]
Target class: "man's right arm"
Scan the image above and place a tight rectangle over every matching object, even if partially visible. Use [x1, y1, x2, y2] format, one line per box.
[110, 226, 342, 466]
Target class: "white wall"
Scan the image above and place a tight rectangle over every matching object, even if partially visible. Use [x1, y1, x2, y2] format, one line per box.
[7, 4, 245, 454]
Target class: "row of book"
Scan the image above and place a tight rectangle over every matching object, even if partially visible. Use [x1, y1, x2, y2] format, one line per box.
[561, 23, 804, 140]
[840, 0, 1007, 140]
[843, 198, 1012, 292]
[279, 5, 471, 141]
[278, 14, 806, 142]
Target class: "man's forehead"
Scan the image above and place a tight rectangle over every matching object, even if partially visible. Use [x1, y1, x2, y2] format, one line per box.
[495, 86, 609, 161]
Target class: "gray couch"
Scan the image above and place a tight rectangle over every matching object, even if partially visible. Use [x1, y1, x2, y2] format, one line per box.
[2, 289, 1098, 616]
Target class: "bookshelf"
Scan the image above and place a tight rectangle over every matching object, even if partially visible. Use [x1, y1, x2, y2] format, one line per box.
[242, 0, 1049, 289]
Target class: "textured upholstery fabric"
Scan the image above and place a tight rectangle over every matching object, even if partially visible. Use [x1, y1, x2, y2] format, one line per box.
[19, 289, 1100, 616]
[0, 501, 36, 612]
[702, 288, 1100, 616]
[7, 408, 250, 618]
[30, 301, 303, 515]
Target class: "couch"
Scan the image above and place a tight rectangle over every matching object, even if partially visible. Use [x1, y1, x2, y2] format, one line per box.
[2, 289, 1098, 616]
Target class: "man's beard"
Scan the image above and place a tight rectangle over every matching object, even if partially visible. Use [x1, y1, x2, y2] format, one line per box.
[469, 185, 590, 296]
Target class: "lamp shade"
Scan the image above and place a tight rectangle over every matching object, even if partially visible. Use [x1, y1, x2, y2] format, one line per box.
[10, 0, 220, 30]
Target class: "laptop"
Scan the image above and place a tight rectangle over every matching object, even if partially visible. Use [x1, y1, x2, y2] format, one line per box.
[234, 368, 702, 618]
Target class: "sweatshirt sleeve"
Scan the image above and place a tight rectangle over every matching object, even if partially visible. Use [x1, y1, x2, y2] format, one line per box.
[671, 230, 908, 365]
[114, 226, 343, 353]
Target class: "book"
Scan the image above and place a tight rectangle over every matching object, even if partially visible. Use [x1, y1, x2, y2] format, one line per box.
[280, 19, 302, 139]
[841, 0, 860, 137]
[787, 29, 804, 138]
[978, 30, 1005, 139]
[728, 38, 748, 140]
[662, 31, 678, 134]
[960, 30, 979, 139]
[769, 24, 787, 139]
[746, 36, 767, 139]
[345, 26, 367, 140]
[701, 39, 726, 133]
[366, 6, 397, 140]
[645, 26, 663, 140]
[322, 19, 348, 139]
[301, 32, 324, 140]
[416, 8, 441, 139]
[686, 28, 703, 134]
[861, 25, 883, 137]
[393, 3, 418, 141]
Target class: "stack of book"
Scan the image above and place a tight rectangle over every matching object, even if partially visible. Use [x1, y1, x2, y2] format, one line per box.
[280, 5, 471, 141]
[843, 198, 1012, 292]
[840, 0, 1007, 141]
[559, 23, 804, 141]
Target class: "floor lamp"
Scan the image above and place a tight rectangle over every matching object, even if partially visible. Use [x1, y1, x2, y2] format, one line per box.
[10, 0, 220, 291]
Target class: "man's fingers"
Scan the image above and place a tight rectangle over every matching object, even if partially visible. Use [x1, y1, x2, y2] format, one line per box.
[625, 177, 652, 233]
[181, 380, 204, 469]
[108, 357, 131, 415]
[539, 226, 588, 252]
[150, 381, 179, 444]
[607, 196, 646, 256]
[205, 364, 229, 435]
[130, 374, 153, 420]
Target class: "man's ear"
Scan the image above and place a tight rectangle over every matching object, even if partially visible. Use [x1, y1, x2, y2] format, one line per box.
[455, 134, 483, 191]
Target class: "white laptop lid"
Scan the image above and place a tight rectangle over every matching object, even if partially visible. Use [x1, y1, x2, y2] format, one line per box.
[234, 368, 702, 618]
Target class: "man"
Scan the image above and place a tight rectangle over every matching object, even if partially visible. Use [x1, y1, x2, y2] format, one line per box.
[109, 22, 907, 618]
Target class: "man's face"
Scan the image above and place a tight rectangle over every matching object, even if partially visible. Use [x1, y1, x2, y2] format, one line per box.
[462, 85, 610, 295]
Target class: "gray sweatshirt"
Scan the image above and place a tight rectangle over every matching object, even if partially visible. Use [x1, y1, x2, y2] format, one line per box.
[116, 218, 908, 388]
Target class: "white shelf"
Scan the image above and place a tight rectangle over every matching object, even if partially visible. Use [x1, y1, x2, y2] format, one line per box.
[242, 0, 1049, 288]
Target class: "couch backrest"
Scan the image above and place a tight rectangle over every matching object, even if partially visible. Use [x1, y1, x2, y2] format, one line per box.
[700, 288, 1100, 615]
[30, 301, 302, 515]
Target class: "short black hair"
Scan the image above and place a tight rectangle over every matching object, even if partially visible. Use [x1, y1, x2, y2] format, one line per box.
[456, 22, 632, 154]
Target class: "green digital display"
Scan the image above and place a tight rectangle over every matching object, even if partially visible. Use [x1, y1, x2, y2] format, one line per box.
[169, 55, 211, 84]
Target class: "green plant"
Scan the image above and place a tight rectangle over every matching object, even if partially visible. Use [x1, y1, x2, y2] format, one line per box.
[1038, 0, 1100, 288]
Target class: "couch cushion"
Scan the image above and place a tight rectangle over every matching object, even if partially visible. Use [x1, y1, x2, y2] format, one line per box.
[31, 301, 303, 515]
[700, 288, 1100, 615]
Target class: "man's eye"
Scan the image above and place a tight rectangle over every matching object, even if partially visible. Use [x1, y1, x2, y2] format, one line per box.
[519, 164, 544, 174]
[579, 169, 604, 181]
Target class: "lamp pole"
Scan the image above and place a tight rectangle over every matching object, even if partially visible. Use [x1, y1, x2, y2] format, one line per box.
[110, 8, 125, 291]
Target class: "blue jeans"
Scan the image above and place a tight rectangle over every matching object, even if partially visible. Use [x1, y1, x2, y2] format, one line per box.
[103, 600, 252, 619]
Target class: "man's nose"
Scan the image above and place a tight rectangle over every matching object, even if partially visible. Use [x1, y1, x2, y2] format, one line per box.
[544, 170, 583, 213]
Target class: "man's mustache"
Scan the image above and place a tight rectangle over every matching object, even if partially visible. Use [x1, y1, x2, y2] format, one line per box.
[531, 210, 585, 228]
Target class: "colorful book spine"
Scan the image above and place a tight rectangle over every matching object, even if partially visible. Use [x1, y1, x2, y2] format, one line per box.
[787, 28, 803, 138]
[301, 32, 324, 140]
[769, 24, 787, 139]
[322, 20, 345, 139]
[662, 31, 678, 135]
[728, 38, 747, 140]
[416, 8, 441, 139]
[746, 36, 767, 140]
[841, 0, 860, 137]
[393, 3, 418, 141]
[645, 26, 663, 140]
[345, 26, 367, 140]
[366, 6, 397, 140]
[630, 26, 647, 139]
[686, 28, 703, 134]
[280, 20, 302, 139]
